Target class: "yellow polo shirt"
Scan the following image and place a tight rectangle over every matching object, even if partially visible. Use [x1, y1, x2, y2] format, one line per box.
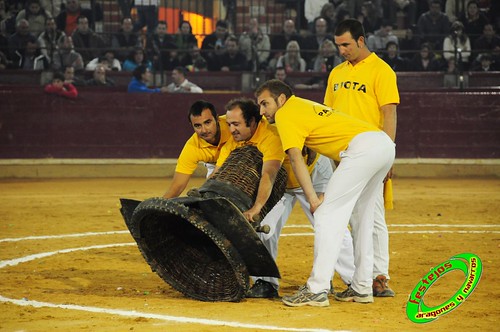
[276, 96, 380, 162]
[216, 118, 285, 166]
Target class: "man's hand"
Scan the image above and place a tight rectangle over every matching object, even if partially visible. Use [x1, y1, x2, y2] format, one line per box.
[243, 206, 261, 223]
[309, 193, 324, 214]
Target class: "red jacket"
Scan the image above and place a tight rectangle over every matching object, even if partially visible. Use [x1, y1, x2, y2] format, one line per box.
[44, 83, 78, 99]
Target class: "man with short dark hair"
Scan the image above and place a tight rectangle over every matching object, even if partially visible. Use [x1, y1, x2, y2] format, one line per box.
[165, 66, 203, 93]
[163, 100, 231, 198]
[127, 64, 168, 93]
[71, 15, 105, 64]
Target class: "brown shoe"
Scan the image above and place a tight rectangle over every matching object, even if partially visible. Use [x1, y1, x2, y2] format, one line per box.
[373, 275, 395, 297]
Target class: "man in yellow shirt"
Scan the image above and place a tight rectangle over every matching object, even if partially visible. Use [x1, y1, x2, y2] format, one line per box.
[214, 97, 286, 298]
[256, 79, 395, 307]
[324, 19, 399, 297]
[163, 100, 231, 198]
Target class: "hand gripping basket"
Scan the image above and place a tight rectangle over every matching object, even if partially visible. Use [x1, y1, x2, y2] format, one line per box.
[120, 146, 287, 302]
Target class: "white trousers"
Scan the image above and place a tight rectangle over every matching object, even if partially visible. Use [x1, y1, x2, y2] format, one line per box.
[307, 131, 395, 295]
[255, 155, 355, 289]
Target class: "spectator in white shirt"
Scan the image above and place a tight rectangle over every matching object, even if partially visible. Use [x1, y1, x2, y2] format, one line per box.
[165, 66, 203, 93]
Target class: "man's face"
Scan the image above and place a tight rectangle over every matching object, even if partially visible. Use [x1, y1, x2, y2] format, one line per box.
[334, 32, 362, 62]
[275, 69, 286, 82]
[283, 20, 295, 35]
[225, 40, 238, 55]
[122, 18, 133, 33]
[315, 19, 327, 36]
[429, 3, 441, 16]
[156, 23, 167, 36]
[190, 109, 219, 145]
[52, 79, 64, 89]
[94, 65, 106, 81]
[46, 19, 56, 31]
[66, 0, 79, 12]
[215, 26, 227, 39]
[64, 67, 74, 79]
[226, 107, 255, 142]
[78, 17, 89, 32]
[141, 68, 152, 83]
[171, 69, 183, 85]
[257, 90, 280, 124]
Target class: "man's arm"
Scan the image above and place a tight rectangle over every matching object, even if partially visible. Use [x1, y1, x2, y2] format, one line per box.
[381, 104, 397, 141]
[287, 147, 322, 213]
[243, 159, 281, 222]
[163, 172, 192, 199]
[381, 103, 397, 179]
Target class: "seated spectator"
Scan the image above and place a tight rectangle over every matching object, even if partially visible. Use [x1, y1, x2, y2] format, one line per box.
[11, 39, 49, 69]
[7, 19, 38, 61]
[416, 0, 451, 52]
[127, 64, 168, 93]
[460, 0, 489, 46]
[275, 40, 307, 73]
[366, 20, 399, 54]
[15, 0, 51, 37]
[302, 17, 332, 62]
[85, 50, 121, 71]
[63, 65, 85, 86]
[37, 17, 65, 61]
[145, 20, 178, 71]
[357, 0, 382, 36]
[273, 66, 293, 87]
[304, 0, 329, 32]
[40, 0, 64, 17]
[133, 0, 158, 34]
[56, 0, 94, 36]
[165, 66, 203, 93]
[383, 0, 417, 29]
[211, 35, 250, 72]
[445, 0, 466, 23]
[201, 19, 229, 71]
[111, 17, 140, 62]
[51, 35, 84, 71]
[181, 44, 208, 72]
[85, 64, 115, 86]
[269, 19, 303, 65]
[471, 53, 497, 71]
[174, 20, 198, 66]
[122, 46, 152, 72]
[238, 17, 271, 70]
[71, 15, 105, 64]
[407, 42, 444, 71]
[473, 24, 500, 66]
[44, 71, 78, 99]
[399, 24, 421, 59]
[443, 21, 472, 71]
[308, 39, 342, 72]
[382, 40, 408, 71]
[1, 0, 22, 36]
[319, 2, 338, 33]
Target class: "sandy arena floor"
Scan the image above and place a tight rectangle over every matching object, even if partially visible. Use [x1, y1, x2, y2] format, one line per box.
[0, 177, 499, 332]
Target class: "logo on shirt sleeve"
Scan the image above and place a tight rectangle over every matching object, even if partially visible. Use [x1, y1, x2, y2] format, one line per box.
[313, 105, 335, 117]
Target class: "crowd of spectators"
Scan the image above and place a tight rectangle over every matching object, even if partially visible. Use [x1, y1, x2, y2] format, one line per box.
[0, 0, 499, 78]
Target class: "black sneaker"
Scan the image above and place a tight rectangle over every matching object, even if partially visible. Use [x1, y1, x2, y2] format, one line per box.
[246, 279, 279, 298]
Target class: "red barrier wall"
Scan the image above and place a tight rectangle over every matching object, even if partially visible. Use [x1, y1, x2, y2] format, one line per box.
[1, 86, 499, 159]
